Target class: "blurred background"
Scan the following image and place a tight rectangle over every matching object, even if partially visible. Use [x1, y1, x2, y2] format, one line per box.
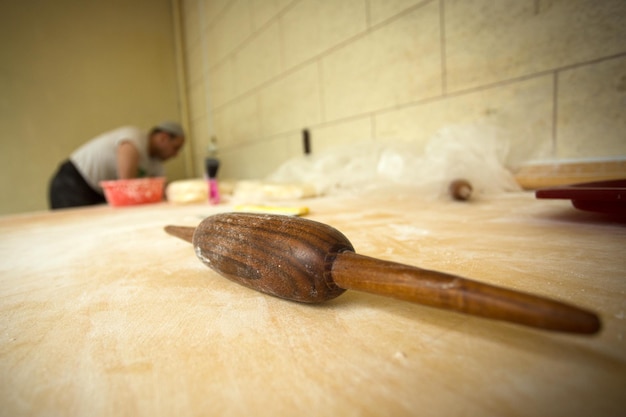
[2, 0, 625, 215]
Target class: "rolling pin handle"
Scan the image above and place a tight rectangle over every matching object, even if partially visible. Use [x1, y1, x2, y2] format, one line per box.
[165, 225, 195, 244]
[331, 251, 601, 334]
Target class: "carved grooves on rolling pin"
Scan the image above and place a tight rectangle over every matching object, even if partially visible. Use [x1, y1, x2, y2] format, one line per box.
[193, 213, 353, 303]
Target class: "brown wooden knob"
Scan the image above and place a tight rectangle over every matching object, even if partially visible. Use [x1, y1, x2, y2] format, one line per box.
[172, 213, 353, 303]
[449, 179, 473, 201]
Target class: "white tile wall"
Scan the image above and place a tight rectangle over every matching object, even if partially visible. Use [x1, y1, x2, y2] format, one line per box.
[207, 59, 235, 109]
[219, 131, 302, 178]
[375, 75, 555, 167]
[368, 0, 428, 26]
[212, 94, 260, 146]
[203, 0, 229, 27]
[184, 40, 203, 87]
[232, 21, 282, 96]
[249, 0, 292, 31]
[557, 56, 626, 158]
[281, 0, 367, 70]
[180, 0, 626, 180]
[322, 2, 442, 121]
[445, 0, 626, 92]
[310, 116, 374, 153]
[205, 0, 253, 67]
[258, 63, 322, 137]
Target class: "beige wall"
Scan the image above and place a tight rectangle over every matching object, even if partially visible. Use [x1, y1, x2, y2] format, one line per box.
[0, 0, 187, 215]
[180, 0, 626, 180]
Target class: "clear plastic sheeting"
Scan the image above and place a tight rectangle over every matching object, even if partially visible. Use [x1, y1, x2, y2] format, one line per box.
[267, 125, 520, 199]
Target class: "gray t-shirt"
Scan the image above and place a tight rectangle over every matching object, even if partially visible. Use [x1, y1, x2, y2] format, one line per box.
[70, 126, 165, 193]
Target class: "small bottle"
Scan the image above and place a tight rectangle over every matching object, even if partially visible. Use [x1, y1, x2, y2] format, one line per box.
[206, 158, 220, 205]
[206, 137, 220, 205]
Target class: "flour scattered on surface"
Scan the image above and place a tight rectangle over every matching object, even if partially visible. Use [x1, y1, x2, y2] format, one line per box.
[389, 224, 430, 240]
[195, 247, 212, 265]
[393, 351, 407, 360]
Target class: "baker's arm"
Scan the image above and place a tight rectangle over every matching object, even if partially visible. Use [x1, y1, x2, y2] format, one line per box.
[116, 141, 141, 179]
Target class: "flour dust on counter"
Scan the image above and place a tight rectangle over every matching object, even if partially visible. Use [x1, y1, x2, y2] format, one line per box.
[0, 193, 625, 417]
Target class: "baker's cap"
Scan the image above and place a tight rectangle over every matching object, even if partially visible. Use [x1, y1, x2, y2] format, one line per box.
[155, 121, 185, 138]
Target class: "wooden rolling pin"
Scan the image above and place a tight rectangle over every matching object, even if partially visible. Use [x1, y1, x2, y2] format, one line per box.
[449, 179, 473, 201]
[165, 213, 601, 334]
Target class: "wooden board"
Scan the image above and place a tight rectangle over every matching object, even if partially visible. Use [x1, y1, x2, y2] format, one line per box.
[1, 191, 625, 416]
[514, 159, 626, 189]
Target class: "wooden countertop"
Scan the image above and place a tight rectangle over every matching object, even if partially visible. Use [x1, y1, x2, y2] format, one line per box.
[1, 192, 624, 416]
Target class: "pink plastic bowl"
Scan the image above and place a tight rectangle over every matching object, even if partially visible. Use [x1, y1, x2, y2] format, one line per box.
[100, 177, 165, 207]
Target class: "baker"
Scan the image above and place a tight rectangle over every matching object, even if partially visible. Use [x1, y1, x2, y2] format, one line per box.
[48, 121, 185, 209]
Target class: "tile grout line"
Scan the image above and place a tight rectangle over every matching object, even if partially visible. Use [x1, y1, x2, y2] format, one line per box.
[381, 51, 626, 117]
[206, 0, 301, 74]
[207, 0, 438, 113]
[552, 72, 559, 159]
[198, 49, 626, 150]
[216, 55, 574, 148]
[201, 63, 568, 150]
[202, 1, 233, 32]
[194, 2, 626, 153]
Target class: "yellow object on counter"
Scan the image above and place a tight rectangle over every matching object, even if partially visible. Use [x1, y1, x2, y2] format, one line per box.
[233, 205, 309, 216]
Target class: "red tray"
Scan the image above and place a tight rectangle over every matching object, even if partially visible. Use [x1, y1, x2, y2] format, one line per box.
[535, 179, 626, 216]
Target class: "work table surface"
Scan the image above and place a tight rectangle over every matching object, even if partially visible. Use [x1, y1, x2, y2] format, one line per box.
[1, 192, 624, 417]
